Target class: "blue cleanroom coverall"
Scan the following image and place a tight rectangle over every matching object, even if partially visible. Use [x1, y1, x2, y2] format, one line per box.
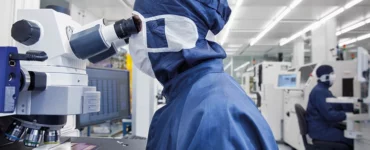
[306, 65, 353, 147]
[131, 0, 278, 149]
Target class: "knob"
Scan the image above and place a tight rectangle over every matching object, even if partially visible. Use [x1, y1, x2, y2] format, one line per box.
[11, 20, 41, 46]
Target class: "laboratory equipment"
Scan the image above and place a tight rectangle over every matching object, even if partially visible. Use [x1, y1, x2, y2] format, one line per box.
[325, 47, 370, 150]
[283, 59, 360, 150]
[276, 72, 301, 89]
[0, 7, 139, 148]
[241, 67, 256, 102]
[76, 67, 130, 129]
[251, 62, 291, 141]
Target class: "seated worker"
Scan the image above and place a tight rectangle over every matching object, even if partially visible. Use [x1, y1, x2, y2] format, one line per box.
[129, 0, 277, 149]
[306, 65, 354, 148]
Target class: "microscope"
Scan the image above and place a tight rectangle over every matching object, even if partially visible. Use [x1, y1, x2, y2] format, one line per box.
[0, 7, 140, 148]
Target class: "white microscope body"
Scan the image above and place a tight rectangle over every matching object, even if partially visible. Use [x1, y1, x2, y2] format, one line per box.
[0, 8, 139, 148]
[15, 9, 100, 115]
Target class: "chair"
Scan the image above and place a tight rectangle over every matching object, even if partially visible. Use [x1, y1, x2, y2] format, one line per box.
[294, 104, 351, 150]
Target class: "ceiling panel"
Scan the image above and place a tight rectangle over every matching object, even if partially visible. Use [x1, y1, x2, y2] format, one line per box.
[242, 0, 291, 6]
[230, 19, 268, 30]
[300, 0, 345, 6]
[337, 5, 370, 26]
[234, 6, 284, 20]
[286, 6, 335, 20]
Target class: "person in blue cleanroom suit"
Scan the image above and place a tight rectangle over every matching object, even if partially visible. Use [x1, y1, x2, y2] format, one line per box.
[128, 0, 277, 149]
[306, 65, 354, 148]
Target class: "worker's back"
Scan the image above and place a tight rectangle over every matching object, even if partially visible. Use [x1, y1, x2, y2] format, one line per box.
[146, 59, 278, 150]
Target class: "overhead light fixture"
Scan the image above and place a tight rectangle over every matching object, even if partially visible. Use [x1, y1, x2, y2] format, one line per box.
[339, 32, 370, 46]
[224, 61, 232, 70]
[357, 33, 370, 41]
[366, 18, 370, 23]
[234, 61, 250, 72]
[319, 8, 344, 24]
[250, 0, 302, 46]
[336, 19, 367, 36]
[344, 0, 363, 9]
[220, 0, 243, 46]
[280, 0, 363, 46]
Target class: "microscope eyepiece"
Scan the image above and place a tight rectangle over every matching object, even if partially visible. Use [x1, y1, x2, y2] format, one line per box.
[114, 17, 141, 39]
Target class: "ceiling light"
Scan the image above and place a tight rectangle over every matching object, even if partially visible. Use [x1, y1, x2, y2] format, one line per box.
[250, 0, 302, 46]
[318, 8, 344, 24]
[319, 7, 339, 18]
[280, 22, 320, 46]
[280, 0, 363, 46]
[366, 18, 370, 23]
[289, 0, 302, 8]
[344, 0, 363, 9]
[234, 61, 250, 72]
[339, 38, 357, 46]
[339, 32, 370, 46]
[337, 20, 366, 36]
[220, 0, 243, 46]
[224, 61, 232, 70]
[357, 33, 370, 41]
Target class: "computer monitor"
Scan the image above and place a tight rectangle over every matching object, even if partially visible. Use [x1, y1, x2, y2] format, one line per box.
[276, 72, 300, 89]
[76, 67, 131, 129]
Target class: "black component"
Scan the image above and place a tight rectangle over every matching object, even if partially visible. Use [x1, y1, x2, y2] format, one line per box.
[43, 130, 60, 144]
[28, 72, 47, 91]
[11, 20, 41, 46]
[278, 53, 283, 62]
[19, 69, 26, 91]
[4, 120, 26, 142]
[70, 25, 109, 60]
[337, 52, 344, 61]
[76, 67, 130, 129]
[342, 78, 354, 97]
[46, 5, 70, 15]
[14, 115, 67, 126]
[88, 44, 117, 64]
[10, 51, 48, 62]
[124, 38, 129, 44]
[258, 65, 262, 91]
[114, 17, 140, 39]
[295, 104, 352, 150]
[23, 128, 43, 147]
[256, 92, 261, 108]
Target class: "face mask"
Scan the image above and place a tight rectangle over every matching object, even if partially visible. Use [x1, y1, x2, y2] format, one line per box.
[319, 73, 336, 85]
[329, 74, 336, 85]
[129, 11, 199, 77]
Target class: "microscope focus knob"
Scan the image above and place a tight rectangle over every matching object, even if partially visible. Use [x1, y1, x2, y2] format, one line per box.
[11, 20, 41, 46]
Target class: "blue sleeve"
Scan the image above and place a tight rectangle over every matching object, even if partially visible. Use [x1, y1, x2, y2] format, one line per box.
[332, 103, 354, 112]
[314, 92, 346, 122]
[341, 104, 354, 112]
